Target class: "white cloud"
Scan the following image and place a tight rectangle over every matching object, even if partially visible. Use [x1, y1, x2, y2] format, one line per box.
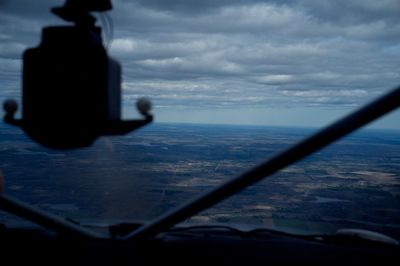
[256, 75, 294, 84]
[111, 38, 138, 53]
[213, 4, 310, 31]
[139, 57, 185, 67]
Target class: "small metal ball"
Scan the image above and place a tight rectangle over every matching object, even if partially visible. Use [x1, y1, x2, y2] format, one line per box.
[136, 97, 152, 116]
[3, 99, 18, 114]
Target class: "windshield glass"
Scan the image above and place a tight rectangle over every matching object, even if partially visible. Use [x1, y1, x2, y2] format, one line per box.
[1, 0, 400, 238]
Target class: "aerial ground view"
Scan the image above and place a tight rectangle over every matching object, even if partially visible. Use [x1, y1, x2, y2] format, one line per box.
[1, 122, 399, 238]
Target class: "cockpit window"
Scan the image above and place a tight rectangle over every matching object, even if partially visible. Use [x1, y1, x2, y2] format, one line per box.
[1, 0, 400, 239]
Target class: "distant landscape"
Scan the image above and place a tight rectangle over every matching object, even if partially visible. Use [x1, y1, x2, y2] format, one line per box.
[1, 122, 400, 237]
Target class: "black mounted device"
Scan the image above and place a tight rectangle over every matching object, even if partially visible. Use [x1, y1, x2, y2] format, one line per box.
[3, 0, 152, 149]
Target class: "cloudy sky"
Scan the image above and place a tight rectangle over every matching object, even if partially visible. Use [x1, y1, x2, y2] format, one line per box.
[0, 0, 399, 128]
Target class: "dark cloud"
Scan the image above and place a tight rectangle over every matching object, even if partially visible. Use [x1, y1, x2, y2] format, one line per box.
[297, 0, 400, 24]
[129, 0, 400, 25]
[0, 0, 63, 20]
[132, 0, 259, 14]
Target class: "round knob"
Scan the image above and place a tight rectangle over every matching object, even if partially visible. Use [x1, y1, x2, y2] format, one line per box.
[136, 97, 152, 116]
[3, 99, 18, 114]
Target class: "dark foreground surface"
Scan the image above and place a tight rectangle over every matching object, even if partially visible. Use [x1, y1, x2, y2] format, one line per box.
[1, 223, 399, 265]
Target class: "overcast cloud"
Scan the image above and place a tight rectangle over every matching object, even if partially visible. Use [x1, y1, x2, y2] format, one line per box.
[0, 0, 399, 128]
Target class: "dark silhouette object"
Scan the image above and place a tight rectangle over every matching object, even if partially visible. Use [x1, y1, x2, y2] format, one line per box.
[2, 0, 152, 149]
[52, 0, 112, 27]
